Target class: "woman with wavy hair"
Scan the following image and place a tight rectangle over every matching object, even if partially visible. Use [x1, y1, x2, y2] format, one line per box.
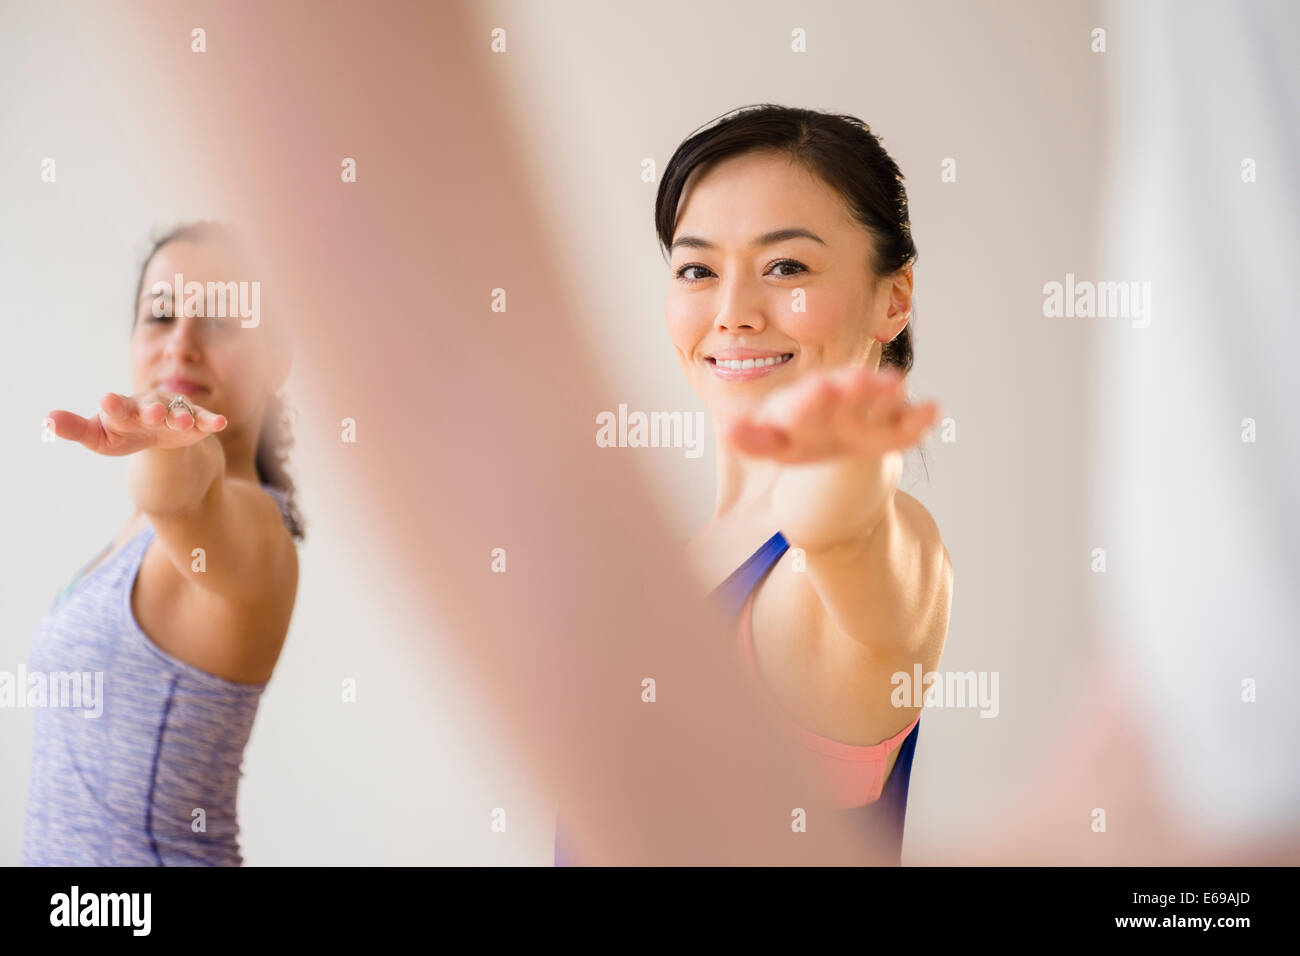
[24, 221, 304, 866]
[558, 105, 953, 865]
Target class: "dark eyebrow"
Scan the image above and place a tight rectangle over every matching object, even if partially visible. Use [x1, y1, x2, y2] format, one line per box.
[670, 227, 827, 253]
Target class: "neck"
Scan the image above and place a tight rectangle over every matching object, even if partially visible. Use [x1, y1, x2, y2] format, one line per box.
[218, 431, 262, 485]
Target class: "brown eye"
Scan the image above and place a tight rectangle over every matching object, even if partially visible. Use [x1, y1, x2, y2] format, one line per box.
[675, 264, 713, 282]
[769, 259, 808, 277]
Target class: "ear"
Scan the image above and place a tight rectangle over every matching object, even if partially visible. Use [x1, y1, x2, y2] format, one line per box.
[877, 267, 914, 342]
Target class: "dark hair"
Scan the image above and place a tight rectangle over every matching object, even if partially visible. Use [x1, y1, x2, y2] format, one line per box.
[132, 221, 306, 541]
[655, 104, 919, 374]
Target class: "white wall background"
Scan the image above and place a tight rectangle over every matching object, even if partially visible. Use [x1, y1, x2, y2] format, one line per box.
[9, 0, 1281, 867]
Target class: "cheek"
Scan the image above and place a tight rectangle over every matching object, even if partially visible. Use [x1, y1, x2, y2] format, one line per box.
[664, 296, 706, 349]
[212, 345, 261, 395]
[128, 334, 154, 386]
[780, 299, 835, 342]
[786, 290, 861, 347]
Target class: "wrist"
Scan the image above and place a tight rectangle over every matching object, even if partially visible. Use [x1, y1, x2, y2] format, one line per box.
[774, 450, 901, 552]
[127, 435, 225, 516]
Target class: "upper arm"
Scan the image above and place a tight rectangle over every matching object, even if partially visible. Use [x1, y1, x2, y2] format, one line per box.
[803, 488, 952, 655]
[145, 472, 294, 609]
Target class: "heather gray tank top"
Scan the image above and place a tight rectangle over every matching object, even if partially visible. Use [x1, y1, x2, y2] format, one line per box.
[23, 484, 292, 866]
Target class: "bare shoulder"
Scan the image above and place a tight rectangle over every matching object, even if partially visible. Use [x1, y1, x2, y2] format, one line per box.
[892, 489, 950, 564]
[165, 477, 299, 640]
[225, 478, 298, 604]
[135, 481, 299, 683]
[891, 489, 953, 649]
[145, 470, 298, 611]
[228, 477, 290, 536]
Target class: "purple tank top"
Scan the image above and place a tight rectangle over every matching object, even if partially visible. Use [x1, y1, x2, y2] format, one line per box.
[22, 485, 292, 866]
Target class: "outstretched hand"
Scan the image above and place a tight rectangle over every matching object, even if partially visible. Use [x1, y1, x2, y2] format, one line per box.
[45, 391, 227, 457]
[720, 365, 942, 550]
[721, 365, 940, 465]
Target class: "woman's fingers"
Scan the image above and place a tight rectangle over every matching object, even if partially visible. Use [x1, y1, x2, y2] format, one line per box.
[45, 409, 107, 452]
[99, 391, 133, 422]
[776, 370, 895, 458]
[878, 400, 941, 453]
[140, 397, 170, 426]
[844, 371, 938, 455]
[764, 373, 836, 433]
[49, 391, 227, 456]
[856, 370, 905, 429]
[729, 376, 832, 461]
[172, 401, 226, 432]
[728, 367, 939, 463]
[124, 391, 226, 434]
[726, 419, 789, 457]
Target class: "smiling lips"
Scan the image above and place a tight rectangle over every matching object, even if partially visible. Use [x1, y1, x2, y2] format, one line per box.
[706, 349, 794, 381]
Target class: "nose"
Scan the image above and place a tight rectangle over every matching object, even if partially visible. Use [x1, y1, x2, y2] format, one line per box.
[163, 315, 204, 364]
[713, 276, 767, 334]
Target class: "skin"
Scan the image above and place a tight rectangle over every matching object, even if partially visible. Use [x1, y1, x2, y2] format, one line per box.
[668, 150, 954, 783]
[44, 237, 298, 684]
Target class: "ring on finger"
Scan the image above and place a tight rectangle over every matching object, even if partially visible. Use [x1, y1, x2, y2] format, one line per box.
[164, 394, 196, 430]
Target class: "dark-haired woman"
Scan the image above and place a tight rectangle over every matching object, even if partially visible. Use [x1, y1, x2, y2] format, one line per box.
[24, 222, 303, 865]
[558, 106, 953, 865]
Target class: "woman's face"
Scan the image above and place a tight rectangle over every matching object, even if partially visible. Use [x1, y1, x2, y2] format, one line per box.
[131, 238, 282, 437]
[665, 150, 911, 418]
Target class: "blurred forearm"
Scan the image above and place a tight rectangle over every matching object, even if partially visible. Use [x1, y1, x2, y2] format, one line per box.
[126, 435, 225, 516]
[774, 448, 901, 553]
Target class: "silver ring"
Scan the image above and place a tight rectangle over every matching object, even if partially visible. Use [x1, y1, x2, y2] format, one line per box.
[164, 394, 196, 430]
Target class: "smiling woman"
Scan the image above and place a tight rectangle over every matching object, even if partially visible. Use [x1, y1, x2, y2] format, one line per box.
[23, 221, 304, 866]
[560, 105, 953, 866]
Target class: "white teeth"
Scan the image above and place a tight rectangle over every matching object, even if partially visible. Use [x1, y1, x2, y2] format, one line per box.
[713, 354, 791, 371]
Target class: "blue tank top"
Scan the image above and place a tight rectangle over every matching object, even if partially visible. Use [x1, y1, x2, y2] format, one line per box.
[555, 530, 919, 865]
[22, 484, 293, 866]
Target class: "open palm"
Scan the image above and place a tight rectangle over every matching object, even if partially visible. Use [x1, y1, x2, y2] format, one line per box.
[723, 365, 939, 464]
[721, 365, 941, 549]
[45, 391, 227, 457]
